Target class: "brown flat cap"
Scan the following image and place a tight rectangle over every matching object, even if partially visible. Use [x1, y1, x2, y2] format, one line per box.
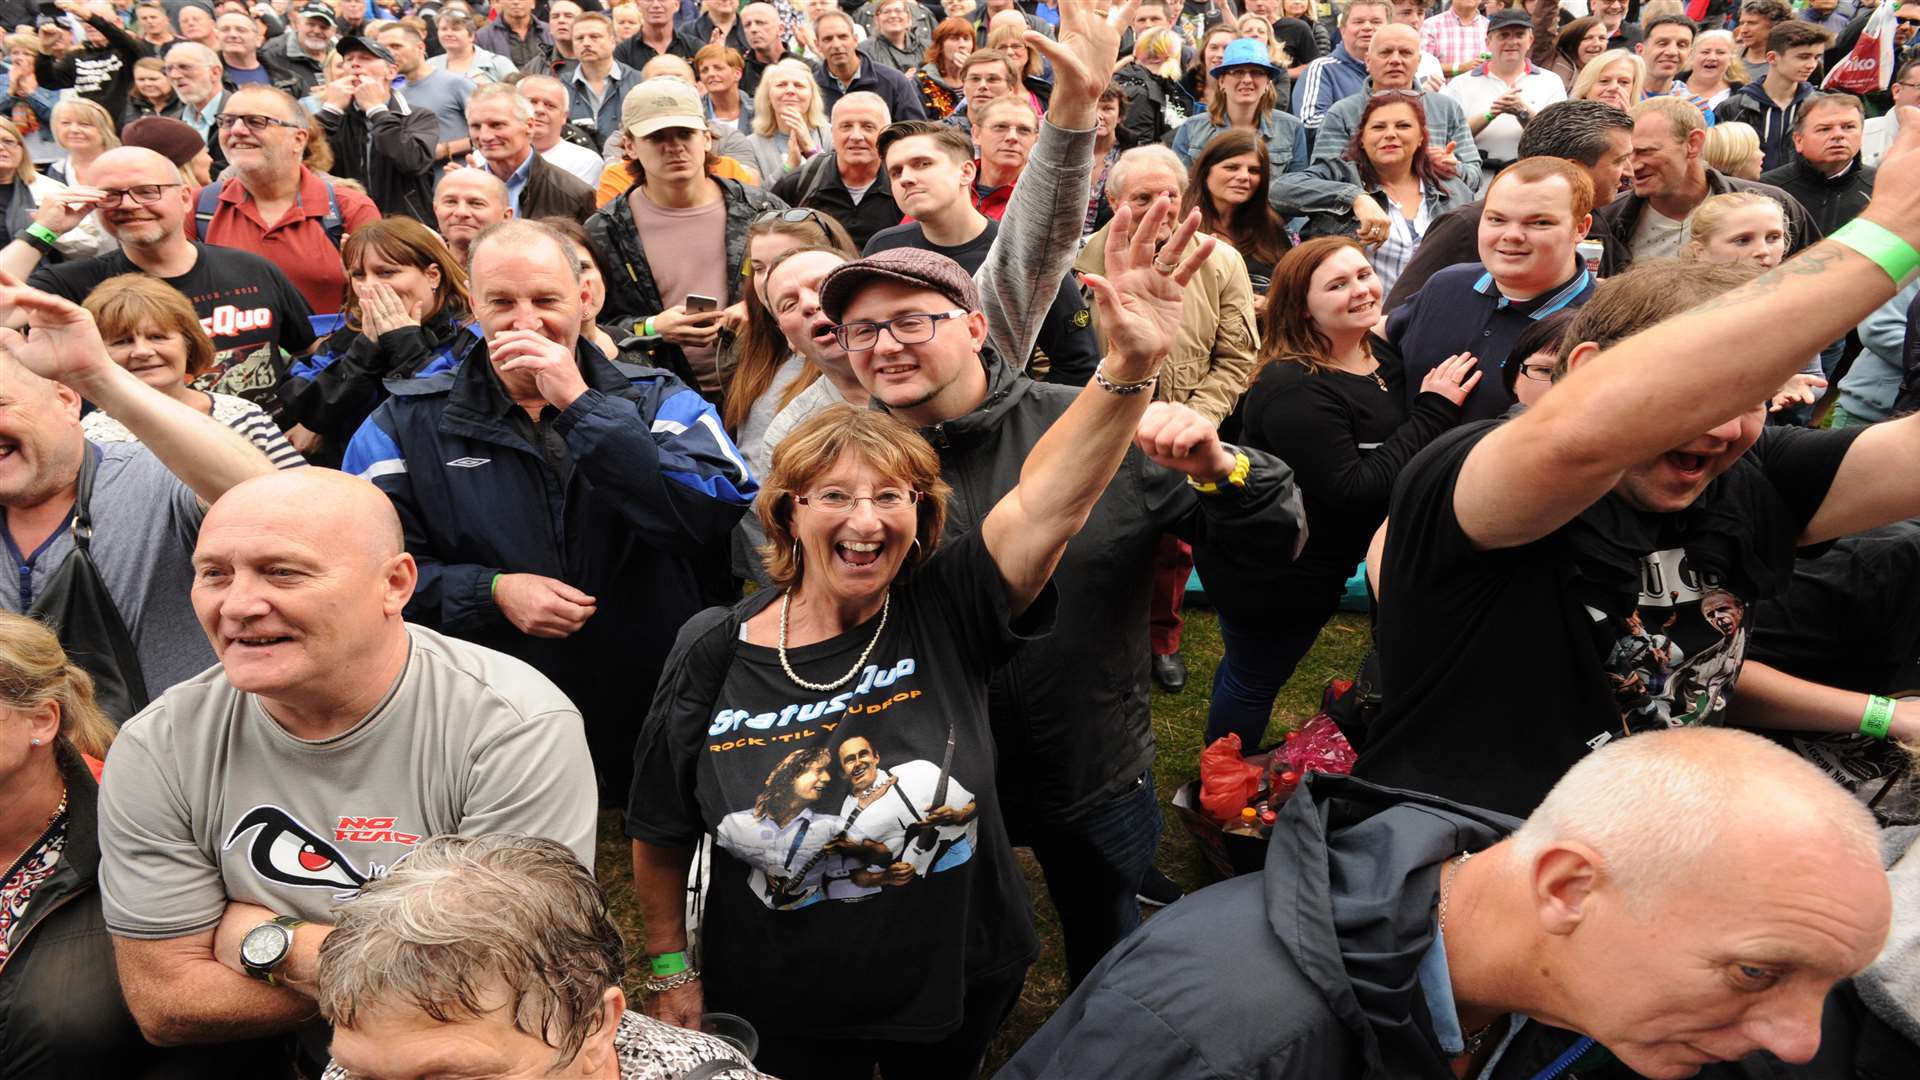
[120, 117, 205, 168]
[819, 246, 980, 324]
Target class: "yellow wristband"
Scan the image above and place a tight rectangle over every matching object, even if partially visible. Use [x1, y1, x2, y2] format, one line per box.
[1189, 450, 1251, 495]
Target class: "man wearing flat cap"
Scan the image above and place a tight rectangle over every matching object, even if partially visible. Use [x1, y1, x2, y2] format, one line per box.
[316, 34, 438, 221]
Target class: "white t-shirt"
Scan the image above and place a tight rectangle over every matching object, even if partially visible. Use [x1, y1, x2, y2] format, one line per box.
[1441, 66, 1568, 162]
[97, 625, 599, 938]
[1630, 204, 1688, 262]
[541, 138, 608, 188]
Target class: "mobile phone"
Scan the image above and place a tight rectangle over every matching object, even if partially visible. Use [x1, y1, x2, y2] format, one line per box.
[684, 294, 719, 314]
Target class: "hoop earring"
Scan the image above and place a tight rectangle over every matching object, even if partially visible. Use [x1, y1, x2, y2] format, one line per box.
[910, 537, 923, 560]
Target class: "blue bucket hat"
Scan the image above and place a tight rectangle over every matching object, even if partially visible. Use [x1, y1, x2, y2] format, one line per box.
[1210, 37, 1284, 80]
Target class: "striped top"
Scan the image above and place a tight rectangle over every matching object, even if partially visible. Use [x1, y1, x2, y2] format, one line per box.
[82, 391, 306, 470]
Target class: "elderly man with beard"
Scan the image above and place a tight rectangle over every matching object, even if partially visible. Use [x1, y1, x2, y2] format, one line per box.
[341, 220, 754, 804]
[263, 2, 334, 96]
[162, 42, 234, 170]
[191, 84, 381, 317]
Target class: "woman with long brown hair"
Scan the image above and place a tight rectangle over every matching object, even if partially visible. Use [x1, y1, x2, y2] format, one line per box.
[724, 207, 857, 585]
[1181, 128, 1291, 309]
[282, 217, 473, 462]
[1304, 90, 1473, 298]
[1197, 237, 1478, 749]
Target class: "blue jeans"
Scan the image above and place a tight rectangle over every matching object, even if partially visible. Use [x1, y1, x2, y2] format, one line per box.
[1204, 606, 1337, 748]
[1011, 770, 1163, 987]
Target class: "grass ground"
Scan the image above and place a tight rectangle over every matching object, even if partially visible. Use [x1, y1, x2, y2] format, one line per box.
[595, 606, 1375, 1074]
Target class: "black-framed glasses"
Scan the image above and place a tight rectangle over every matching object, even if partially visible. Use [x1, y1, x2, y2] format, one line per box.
[794, 488, 923, 513]
[753, 207, 831, 229]
[216, 112, 302, 132]
[1517, 362, 1554, 383]
[832, 309, 966, 351]
[1898, 15, 1920, 25]
[96, 183, 183, 207]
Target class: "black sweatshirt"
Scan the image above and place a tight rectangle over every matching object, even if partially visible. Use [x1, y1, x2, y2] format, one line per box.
[1204, 357, 1461, 614]
[36, 15, 144, 131]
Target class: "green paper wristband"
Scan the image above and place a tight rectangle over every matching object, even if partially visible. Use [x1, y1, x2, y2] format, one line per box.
[649, 950, 689, 976]
[1861, 694, 1895, 740]
[24, 223, 60, 246]
[1830, 219, 1920, 286]
[490, 573, 502, 600]
[643, 316, 657, 338]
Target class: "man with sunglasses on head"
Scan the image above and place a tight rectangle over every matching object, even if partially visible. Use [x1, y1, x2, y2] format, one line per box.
[7, 146, 316, 427]
[188, 85, 381, 318]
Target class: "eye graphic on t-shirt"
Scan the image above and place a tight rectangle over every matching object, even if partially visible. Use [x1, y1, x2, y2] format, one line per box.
[223, 805, 367, 890]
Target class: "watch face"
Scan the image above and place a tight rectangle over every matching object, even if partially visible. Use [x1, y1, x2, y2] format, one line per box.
[241, 922, 289, 967]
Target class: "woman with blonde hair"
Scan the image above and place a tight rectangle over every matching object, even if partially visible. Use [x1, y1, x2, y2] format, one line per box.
[1702, 120, 1764, 179]
[985, 15, 1048, 111]
[1683, 191, 1824, 414]
[46, 97, 120, 185]
[744, 57, 831, 181]
[1570, 48, 1645, 112]
[1114, 25, 1195, 148]
[0, 614, 268, 1074]
[1236, 12, 1294, 76]
[282, 217, 473, 461]
[1683, 28, 1744, 111]
[81, 274, 303, 467]
[0, 115, 107, 259]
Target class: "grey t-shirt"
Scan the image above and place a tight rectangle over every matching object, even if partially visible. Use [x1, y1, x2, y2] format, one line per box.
[97, 624, 599, 938]
[403, 69, 476, 145]
[0, 440, 212, 697]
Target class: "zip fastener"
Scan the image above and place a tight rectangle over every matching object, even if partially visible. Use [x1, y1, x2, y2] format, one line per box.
[1527, 1035, 1594, 1080]
[0, 871, 82, 980]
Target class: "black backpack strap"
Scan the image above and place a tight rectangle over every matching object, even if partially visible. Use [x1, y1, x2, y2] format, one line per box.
[71, 440, 97, 549]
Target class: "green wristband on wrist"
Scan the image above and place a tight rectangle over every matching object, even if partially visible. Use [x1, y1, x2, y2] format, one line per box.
[643, 315, 657, 337]
[490, 573, 502, 600]
[1830, 220, 1920, 286]
[24, 223, 60, 246]
[649, 950, 689, 976]
[1861, 694, 1895, 740]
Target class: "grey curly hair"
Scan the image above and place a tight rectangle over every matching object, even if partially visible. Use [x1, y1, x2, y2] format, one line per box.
[316, 834, 626, 1069]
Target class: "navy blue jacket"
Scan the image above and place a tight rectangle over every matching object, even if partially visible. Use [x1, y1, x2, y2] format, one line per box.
[341, 336, 755, 796]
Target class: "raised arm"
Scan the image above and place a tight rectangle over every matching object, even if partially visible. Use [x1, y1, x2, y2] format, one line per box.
[980, 198, 1225, 612]
[973, 0, 1122, 366]
[0, 271, 273, 502]
[1450, 110, 1920, 552]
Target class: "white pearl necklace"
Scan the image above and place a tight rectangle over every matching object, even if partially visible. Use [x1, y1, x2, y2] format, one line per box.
[778, 589, 890, 692]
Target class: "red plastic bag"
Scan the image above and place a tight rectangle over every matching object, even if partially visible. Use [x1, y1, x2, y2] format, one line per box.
[1199, 733, 1264, 823]
[1275, 714, 1358, 777]
[1823, 3, 1896, 94]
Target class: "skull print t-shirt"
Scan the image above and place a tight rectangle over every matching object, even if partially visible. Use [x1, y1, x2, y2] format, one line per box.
[1354, 420, 1864, 817]
[628, 528, 1053, 1041]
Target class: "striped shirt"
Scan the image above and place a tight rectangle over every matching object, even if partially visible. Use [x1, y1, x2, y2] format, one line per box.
[1370, 186, 1441, 301]
[83, 391, 306, 469]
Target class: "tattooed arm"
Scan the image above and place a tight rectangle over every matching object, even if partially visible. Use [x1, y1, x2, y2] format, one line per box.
[1445, 109, 1920, 553]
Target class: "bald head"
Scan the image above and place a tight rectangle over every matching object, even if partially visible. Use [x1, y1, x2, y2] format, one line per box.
[210, 469, 405, 560]
[641, 54, 696, 83]
[192, 467, 418, 714]
[92, 145, 184, 185]
[1512, 726, 1884, 895]
[1367, 23, 1423, 88]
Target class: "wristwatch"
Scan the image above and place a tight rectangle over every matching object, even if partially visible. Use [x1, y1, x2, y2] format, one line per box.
[239, 915, 307, 984]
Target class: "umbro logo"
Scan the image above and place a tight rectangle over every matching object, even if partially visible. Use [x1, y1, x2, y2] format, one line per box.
[446, 457, 491, 468]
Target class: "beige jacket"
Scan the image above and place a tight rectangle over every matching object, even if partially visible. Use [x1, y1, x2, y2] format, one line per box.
[1073, 225, 1259, 427]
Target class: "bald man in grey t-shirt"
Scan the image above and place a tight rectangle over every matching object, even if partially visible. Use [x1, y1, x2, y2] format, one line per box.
[97, 468, 597, 1053]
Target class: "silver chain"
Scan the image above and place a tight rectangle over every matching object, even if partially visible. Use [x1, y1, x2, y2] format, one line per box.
[778, 589, 890, 692]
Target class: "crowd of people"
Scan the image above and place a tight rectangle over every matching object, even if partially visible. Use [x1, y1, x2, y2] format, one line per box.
[2, 0, 1920, 1079]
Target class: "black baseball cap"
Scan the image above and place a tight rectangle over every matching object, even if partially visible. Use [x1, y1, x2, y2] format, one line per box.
[335, 34, 395, 63]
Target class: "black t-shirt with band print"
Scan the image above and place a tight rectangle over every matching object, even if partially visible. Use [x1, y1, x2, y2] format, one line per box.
[630, 529, 1053, 1041]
